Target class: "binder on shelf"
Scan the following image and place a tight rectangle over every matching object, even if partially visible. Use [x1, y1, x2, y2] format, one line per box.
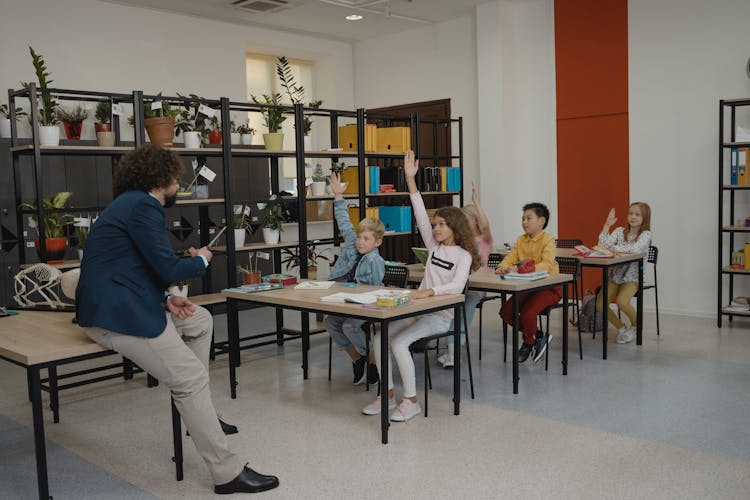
[744, 243, 750, 270]
[731, 148, 738, 185]
[348, 206, 379, 226]
[378, 206, 412, 232]
[368, 166, 380, 194]
[440, 167, 448, 192]
[738, 148, 750, 186]
[375, 126, 411, 153]
[340, 166, 359, 194]
[338, 124, 376, 152]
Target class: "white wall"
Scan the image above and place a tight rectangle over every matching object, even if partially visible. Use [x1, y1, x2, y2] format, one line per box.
[352, 15, 479, 202]
[476, 0, 557, 247]
[629, 0, 750, 316]
[0, 0, 354, 141]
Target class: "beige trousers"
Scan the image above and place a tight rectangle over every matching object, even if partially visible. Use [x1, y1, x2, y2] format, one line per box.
[84, 306, 243, 485]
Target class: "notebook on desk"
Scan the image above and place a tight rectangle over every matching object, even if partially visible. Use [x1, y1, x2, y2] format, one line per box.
[411, 247, 429, 265]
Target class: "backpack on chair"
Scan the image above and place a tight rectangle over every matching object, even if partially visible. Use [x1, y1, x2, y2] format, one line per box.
[579, 289, 603, 333]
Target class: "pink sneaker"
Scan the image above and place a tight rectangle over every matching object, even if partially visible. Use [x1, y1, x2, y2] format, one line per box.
[390, 399, 421, 422]
[362, 396, 396, 415]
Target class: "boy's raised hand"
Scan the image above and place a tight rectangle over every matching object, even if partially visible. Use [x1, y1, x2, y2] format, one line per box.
[329, 172, 345, 199]
[404, 150, 419, 178]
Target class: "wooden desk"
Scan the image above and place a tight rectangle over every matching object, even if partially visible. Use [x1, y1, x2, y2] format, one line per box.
[222, 283, 465, 444]
[0, 311, 184, 500]
[556, 248, 647, 359]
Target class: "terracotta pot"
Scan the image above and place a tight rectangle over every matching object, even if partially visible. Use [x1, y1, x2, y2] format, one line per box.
[34, 237, 68, 264]
[96, 131, 115, 147]
[94, 122, 112, 133]
[208, 130, 222, 144]
[243, 270, 262, 284]
[144, 116, 175, 147]
[63, 120, 83, 140]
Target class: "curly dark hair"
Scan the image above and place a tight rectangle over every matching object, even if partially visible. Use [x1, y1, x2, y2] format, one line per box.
[434, 206, 482, 272]
[113, 145, 184, 198]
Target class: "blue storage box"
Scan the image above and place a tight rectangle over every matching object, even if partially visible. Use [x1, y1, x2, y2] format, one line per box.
[377, 206, 412, 232]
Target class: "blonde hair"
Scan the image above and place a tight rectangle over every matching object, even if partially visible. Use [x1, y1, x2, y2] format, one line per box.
[357, 218, 385, 240]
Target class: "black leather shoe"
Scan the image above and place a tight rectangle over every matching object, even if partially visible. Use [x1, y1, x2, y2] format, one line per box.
[214, 465, 280, 494]
[187, 418, 238, 437]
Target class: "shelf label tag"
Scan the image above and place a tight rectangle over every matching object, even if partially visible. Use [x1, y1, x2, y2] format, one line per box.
[198, 104, 215, 117]
[243, 205, 251, 216]
[198, 165, 216, 182]
[173, 221, 180, 227]
[26, 241, 35, 248]
[256, 202, 267, 210]
[150, 100, 163, 111]
[233, 204, 243, 215]
[73, 217, 91, 228]
[111, 103, 124, 116]
[258, 251, 270, 260]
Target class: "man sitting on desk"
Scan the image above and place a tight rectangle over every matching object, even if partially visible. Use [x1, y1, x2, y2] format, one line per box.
[76, 145, 279, 494]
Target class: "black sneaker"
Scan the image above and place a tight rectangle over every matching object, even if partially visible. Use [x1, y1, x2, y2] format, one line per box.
[533, 332, 552, 364]
[367, 363, 379, 385]
[352, 357, 367, 385]
[518, 342, 534, 363]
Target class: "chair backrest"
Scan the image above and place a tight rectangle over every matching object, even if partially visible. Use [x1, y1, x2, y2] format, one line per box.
[383, 264, 409, 288]
[648, 245, 658, 265]
[487, 253, 503, 269]
[556, 239, 583, 249]
[555, 256, 580, 279]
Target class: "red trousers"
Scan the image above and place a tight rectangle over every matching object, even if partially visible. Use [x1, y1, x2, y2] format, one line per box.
[499, 287, 562, 345]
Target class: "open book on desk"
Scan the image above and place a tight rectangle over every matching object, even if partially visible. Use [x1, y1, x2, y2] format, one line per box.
[500, 271, 549, 281]
[321, 289, 411, 305]
[573, 245, 615, 258]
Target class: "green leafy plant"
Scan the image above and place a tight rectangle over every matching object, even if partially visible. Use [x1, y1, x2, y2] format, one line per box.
[174, 93, 208, 138]
[233, 204, 253, 232]
[95, 101, 111, 124]
[262, 196, 284, 231]
[236, 122, 255, 135]
[311, 163, 326, 182]
[280, 241, 333, 270]
[250, 93, 286, 133]
[21, 46, 58, 126]
[20, 191, 74, 239]
[303, 99, 323, 135]
[75, 225, 88, 250]
[208, 115, 222, 132]
[0, 103, 27, 120]
[330, 161, 347, 175]
[55, 105, 89, 122]
[276, 56, 323, 135]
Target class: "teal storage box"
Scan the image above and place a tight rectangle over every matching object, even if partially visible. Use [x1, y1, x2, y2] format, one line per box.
[378, 206, 412, 232]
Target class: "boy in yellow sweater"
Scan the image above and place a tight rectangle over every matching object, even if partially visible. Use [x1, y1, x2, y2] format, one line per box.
[496, 203, 560, 363]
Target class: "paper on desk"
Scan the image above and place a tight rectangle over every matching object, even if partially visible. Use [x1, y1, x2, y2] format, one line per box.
[295, 281, 336, 289]
[321, 289, 410, 304]
[501, 271, 549, 281]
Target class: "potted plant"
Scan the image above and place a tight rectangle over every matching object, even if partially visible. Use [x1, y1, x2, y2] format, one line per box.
[94, 101, 114, 146]
[22, 46, 60, 146]
[55, 105, 89, 140]
[20, 191, 74, 264]
[237, 251, 262, 284]
[174, 94, 207, 148]
[280, 241, 333, 280]
[74, 225, 88, 261]
[229, 120, 240, 145]
[236, 122, 255, 145]
[310, 163, 327, 196]
[207, 115, 222, 145]
[0, 103, 27, 138]
[276, 56, 323, 150]
[262, 196, 284, 244]
[143, 93, 179, 147]
[250, 93, 286, 150]
[233, 204, 252, 250]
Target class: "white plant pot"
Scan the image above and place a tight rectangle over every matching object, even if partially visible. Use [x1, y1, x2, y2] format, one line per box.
[303, 134, 312, 151]
[234, 228, 246, 250]
[168, 285, 189, 297]
[38, 125, 60, 146]
[310, 181, 327, 197]
[0, 118, 11, 138]
[241, 133, 253, 145]
[183, 131, 202, 148]
[231, 132, 241, 145]
[262, 228, 280, 244]
[325, 182, 347, 195]
[77, 249, 84, 261]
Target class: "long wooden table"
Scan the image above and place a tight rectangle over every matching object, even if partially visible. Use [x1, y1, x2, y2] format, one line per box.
[0, 311, 184, 500]
[222, 283, 465, 444]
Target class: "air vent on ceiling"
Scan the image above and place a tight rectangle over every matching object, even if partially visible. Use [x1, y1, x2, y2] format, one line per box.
[232, 0, 289, 14]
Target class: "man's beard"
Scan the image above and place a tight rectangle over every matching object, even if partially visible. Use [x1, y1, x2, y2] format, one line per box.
[163, 194, 177, 208]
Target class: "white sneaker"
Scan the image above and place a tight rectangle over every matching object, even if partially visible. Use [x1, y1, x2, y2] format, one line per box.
[362, 396, 396, 415]
[390, 399, 421, 422]
[437, 350, 454, 368]
[617, 326, 636, 344]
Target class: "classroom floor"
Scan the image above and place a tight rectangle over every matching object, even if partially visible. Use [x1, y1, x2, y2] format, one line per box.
[2, 304, 750, 500]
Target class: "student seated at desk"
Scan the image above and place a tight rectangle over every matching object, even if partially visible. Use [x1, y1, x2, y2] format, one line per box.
[595, 203, 652, 344]
[362, 150, 480, 422]
[76, 146, 279, 495]
[496, 202, 560, 364]
[324, 171, 385, 386]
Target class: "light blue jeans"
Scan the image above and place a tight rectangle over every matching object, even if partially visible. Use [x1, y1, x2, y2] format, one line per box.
[445, 290, 486, 346]
[325, 315, 369, 356]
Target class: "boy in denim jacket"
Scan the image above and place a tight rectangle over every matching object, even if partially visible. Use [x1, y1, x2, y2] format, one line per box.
[325, 171, 385, 385]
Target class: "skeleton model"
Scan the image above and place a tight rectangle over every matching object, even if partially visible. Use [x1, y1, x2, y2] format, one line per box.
[13, 263, 76, 309]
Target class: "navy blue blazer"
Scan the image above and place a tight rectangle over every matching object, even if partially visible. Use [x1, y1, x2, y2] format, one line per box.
[76, 190, 206, 338]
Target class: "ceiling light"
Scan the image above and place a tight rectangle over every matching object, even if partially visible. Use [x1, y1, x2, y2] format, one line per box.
[346, 14, 363, 21]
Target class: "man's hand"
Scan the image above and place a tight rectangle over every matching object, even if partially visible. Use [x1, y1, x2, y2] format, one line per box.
[167, 295, 196, 320]
[189, 246, 213, 263]
[329, 171, 345, 199]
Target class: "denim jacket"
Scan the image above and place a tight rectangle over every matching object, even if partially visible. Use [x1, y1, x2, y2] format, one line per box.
[329, 199, 384, 285]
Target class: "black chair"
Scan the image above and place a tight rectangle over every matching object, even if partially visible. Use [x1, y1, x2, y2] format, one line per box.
[477, 252, 504, 360]
[534, 257, 582, 364]
[613, 245, 660, 336]
[412, 283, 474, 417]
[327, 264, 409, 391]
[556, 239, 583, 318]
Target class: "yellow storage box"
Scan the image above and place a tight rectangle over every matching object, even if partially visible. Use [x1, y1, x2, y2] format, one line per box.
[375, 126, 411, 153]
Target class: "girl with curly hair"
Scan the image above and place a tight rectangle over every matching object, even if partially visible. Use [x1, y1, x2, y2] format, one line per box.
[362, 150, 480, 422]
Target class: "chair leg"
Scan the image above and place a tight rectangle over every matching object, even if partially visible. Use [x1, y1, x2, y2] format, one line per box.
[502, 322, 508, 363]
[327, 337, 332, 381]
[478, 304, 484, 360]
[424, 349, 429, 417]
[462, 306, 475, 399]
[654, 276, 660, 336]
[365, 326, 371, 391]
[544, 314, 550, 372]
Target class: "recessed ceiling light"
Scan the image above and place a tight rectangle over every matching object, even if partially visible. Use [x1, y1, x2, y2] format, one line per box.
[345, 14, 363, 21]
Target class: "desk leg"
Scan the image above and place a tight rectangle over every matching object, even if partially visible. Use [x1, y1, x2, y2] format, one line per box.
[275, 308, 284, 346]
[453, 304, 461, 415]
[171, 398, 183, 481]
[512, 294, 519, 394]
[122, 357, 134, 380]
[637, 259, 644, 346]
[380, 320, 390, 444]
[562, 284, 569, 375]
[301, 312, 310, 380]
[48, 367, 59, 424]
[227, 298, 239, 399]
[29, 367, 50, 500]
[602, 268, 609, 360]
